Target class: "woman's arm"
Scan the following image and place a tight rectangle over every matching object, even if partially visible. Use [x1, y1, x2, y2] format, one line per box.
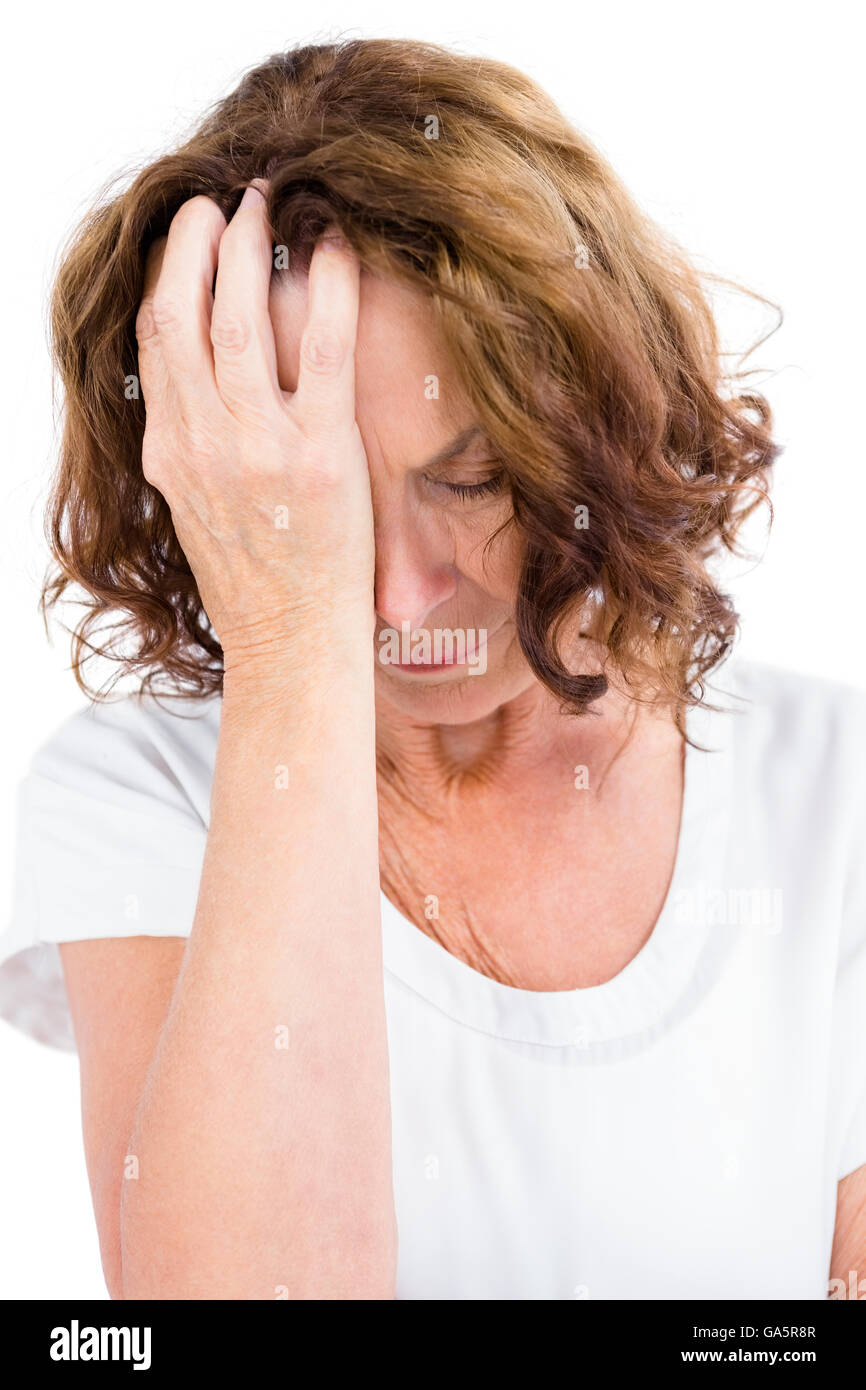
[64, 656, 391, 1303]
[830, 1165, 866, 1298]
[60, 936, 188, 1300]
[65, 186, 394, 1299]
[119, 638, 391, 1300]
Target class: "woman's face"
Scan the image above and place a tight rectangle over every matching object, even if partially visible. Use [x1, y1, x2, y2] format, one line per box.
[269, 267, 536, 725]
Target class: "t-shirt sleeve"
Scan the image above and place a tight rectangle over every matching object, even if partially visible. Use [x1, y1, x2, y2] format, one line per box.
[830, 688, 866, 1182]
[834, 946, 866, 1181]
[833, 893, 866, 1180]
[0, 694, 215, 1051]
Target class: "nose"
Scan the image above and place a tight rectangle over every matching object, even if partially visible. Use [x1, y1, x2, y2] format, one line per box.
[373, 505, 457, 631]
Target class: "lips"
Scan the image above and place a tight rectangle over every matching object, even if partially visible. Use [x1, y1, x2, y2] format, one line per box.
[375, 622, 493, 673]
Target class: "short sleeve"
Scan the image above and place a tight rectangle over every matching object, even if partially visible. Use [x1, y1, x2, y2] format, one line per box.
[0, 693, 219, 1051]
[829, 687, 866, 1181]
[833, 897, 866, 1179]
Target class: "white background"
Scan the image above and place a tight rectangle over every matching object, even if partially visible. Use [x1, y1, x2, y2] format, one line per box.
[0, 0, 862, 1298]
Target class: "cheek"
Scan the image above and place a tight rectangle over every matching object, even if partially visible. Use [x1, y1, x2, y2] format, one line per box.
[454, 512, 521, 604]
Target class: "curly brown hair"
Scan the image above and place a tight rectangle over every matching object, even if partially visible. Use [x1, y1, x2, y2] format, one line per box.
[44, 36, 780, 734]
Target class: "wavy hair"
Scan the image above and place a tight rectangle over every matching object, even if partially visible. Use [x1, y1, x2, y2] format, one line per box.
[44, 37, 781, 733]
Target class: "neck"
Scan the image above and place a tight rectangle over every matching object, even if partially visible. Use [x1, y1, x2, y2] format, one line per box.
[375, 670, 679, 803]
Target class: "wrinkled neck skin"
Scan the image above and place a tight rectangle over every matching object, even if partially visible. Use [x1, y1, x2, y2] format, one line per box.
[374, 641, 688, 991]
[375, 652, 683, 814]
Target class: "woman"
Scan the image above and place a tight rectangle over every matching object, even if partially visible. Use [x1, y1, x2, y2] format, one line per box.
[1, 38, 864, 1301]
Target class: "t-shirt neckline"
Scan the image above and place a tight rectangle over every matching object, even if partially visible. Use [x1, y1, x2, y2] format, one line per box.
[380, 664, 741, 1053]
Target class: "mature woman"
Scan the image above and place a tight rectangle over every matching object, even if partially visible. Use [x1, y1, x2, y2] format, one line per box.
[1, 38, 864, 1302]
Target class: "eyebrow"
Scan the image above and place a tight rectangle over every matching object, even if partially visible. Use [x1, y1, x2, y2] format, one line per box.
[421, 425, 484, 471]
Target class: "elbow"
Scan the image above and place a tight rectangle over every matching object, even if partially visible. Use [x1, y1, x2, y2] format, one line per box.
[99, 1241, 125, 1301]
[117, 1231, 398, 1300]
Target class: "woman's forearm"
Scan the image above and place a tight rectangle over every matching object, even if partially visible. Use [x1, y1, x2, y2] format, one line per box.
[120, 633, 395, 1299]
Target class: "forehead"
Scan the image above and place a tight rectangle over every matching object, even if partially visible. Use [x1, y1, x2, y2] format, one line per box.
[269, 267, 476, 468]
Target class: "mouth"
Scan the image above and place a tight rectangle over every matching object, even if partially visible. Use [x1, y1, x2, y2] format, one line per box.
[375, 623, 495, 676]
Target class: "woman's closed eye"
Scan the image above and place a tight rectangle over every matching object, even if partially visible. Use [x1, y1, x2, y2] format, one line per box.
[427, 471, 506, 502]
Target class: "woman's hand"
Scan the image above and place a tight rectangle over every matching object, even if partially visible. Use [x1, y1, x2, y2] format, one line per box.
[134, 185, 375, 675]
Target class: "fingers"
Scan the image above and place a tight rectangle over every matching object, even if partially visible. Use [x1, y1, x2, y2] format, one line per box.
[139, 196, 226, 419]
[211, 182, 283, 419]
[135, 194, 357, 459]
[135, 238, 172, 416]
[291, 230, 360, 440]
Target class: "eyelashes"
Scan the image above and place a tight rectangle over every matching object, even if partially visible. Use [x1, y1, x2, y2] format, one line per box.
[435, 471, 506, 502]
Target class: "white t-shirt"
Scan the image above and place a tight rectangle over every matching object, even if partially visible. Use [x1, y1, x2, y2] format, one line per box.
[1, 654, 865, 1300]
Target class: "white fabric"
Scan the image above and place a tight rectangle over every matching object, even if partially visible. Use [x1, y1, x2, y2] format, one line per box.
[1, 655, 865, 1299]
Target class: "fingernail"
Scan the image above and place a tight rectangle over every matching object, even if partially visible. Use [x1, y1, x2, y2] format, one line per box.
[239, 184, 265, 210]
[321, 231, 350, 254]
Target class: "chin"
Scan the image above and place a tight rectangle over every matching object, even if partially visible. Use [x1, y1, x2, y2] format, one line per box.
[374, 641, 533, 725]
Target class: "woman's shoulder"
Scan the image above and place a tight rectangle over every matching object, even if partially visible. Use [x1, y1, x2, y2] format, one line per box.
[28, 688, 222, 825]
[1, 689, 222, 1049]
[700, 654, 866, 885]
[725, 652, 866, 710]
[718, 654, 866, 931]
[715, 653, 866, 765]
